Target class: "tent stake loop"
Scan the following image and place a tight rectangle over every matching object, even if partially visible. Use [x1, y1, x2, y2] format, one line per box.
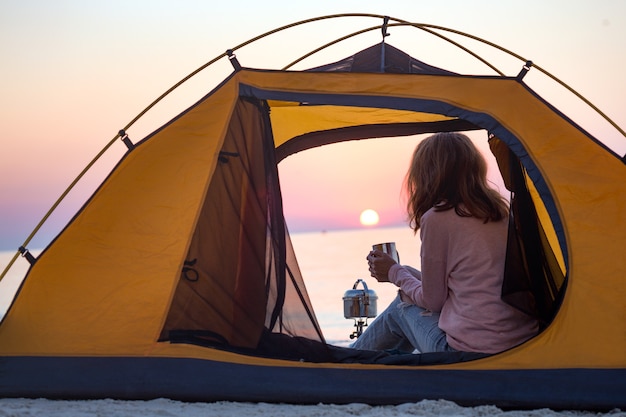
[18, 246, 36, 265]
[380, 16, 391, 72]
[381, 16, 390, 39]
[517, 60, 533, 80]
[226, 50, 242, 71]
[118, 130, 134, 150]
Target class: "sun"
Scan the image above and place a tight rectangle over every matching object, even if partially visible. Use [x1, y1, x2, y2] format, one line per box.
[359, 209, 380, 226]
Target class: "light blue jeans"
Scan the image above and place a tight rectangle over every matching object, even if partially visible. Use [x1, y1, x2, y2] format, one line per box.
[350, 293, 456, 353]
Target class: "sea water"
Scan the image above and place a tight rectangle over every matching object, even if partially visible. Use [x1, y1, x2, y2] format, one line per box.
[0, 249, 30, 320]
[289, 226, 421, 344]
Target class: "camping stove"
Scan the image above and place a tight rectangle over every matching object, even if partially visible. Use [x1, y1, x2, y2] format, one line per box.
[343, 279, 378, 339]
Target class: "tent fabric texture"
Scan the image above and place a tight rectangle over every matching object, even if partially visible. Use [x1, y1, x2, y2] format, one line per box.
[0, 42, 624, 411]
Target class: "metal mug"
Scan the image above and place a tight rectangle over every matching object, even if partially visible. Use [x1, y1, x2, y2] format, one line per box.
[372, 242, 399, 263]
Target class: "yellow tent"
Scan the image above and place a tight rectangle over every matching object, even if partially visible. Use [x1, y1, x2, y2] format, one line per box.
[0, 16, 624, 411]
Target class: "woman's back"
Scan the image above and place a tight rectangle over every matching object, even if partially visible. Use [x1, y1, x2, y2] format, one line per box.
[420, 208, 538, 353]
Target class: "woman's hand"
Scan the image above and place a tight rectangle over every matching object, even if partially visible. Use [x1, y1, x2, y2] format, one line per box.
[366, 250, 398, 283]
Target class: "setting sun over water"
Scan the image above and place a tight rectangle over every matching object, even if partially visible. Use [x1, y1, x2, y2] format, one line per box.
[359, 209, 380, 226]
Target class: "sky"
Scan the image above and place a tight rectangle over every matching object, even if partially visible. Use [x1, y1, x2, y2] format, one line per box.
[1, 0, 625, 251]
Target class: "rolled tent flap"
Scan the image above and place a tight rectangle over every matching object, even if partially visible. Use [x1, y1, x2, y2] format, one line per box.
[489, 135, 566, 327]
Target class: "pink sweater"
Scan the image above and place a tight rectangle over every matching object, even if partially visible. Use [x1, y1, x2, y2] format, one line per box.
[389, 207, 538, 353]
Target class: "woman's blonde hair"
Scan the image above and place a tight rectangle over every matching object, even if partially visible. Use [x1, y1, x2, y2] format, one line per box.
[405, 132, 508, 232]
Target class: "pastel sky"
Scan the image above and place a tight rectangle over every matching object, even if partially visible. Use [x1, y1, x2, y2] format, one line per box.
[1, 0, 625, 250]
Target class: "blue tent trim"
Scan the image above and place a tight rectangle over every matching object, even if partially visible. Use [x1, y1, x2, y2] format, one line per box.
[0, 356, 623, 410]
